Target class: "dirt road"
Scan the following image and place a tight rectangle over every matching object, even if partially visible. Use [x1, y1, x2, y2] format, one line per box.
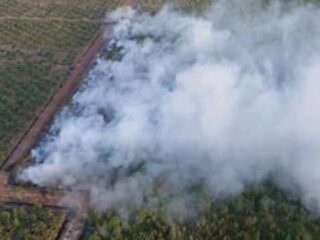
[0, 19, 107, 240]
[1, 32, 105, 171]
[0, 1, 137, 239]
[0, 172, 60, 206]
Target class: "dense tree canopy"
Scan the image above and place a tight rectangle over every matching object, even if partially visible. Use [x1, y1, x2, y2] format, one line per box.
[85, 184, 320, 240]
[0, 204, 65, 240]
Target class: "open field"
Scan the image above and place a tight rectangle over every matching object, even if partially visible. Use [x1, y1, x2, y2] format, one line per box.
[0, 0, 211, 167]
[0, 0, 127, 164]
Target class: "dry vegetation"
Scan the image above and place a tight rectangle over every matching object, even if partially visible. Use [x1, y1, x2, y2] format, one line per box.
[0, 1, 213, 239]
[140, 0, 211, 11]
[0, 1, 127, 237]
[0, 0, 211, 163]
[0, 0, 127, 163]
[7, 1, 315, 240]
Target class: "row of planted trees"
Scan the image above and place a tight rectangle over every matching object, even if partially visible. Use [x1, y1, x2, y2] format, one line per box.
[85, 184, 320, 240]
[0, 0, 119, 164]
[0, 204, 65, 240]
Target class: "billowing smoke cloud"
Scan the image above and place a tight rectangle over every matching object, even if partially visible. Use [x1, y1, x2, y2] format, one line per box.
[21, 0, 320, 213]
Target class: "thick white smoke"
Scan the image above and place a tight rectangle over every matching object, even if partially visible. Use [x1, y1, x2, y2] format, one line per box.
[21, 0, 320, 212]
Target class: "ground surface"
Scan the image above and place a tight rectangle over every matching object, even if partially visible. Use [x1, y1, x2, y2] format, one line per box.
[0, 1, 211, 239]
[0, 0, 128, 239]
[2, 1, 320, 240]
[0, 0, 127, 163]
[4, 1, 316, 240]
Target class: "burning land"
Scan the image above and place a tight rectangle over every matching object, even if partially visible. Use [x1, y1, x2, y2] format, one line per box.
[2, 0, 320, 239]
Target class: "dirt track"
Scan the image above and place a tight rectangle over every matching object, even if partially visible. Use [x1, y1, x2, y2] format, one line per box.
[1, 0, 143, 173]
[0, 27, 106, 239]
[0, 26, 102, 238]
[0, 172, 60, 207]
[0, 171, 89, 240]
[1, 32, 105, 171]
[0, 1, 138, 239]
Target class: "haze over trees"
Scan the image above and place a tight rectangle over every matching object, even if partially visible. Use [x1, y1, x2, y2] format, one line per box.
[2, 0, 320, 239]
[85, 184, 320, 240]
[0, 204, 65, 240]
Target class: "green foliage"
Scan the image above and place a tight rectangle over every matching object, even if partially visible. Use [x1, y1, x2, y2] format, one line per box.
[0, 204, 65, 240]
[84, 184, 320, 240]
[0, 0, 127, 164]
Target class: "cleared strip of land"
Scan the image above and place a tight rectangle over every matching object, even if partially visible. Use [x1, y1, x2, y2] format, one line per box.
[1, 32, 105, 171]
[0, 2, 131, 240]
[0, 1, 211, 239]
[0, 0, 127, 164]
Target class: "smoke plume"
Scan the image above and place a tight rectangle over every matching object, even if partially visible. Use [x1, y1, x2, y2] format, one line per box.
[21, 0, 320, 213]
